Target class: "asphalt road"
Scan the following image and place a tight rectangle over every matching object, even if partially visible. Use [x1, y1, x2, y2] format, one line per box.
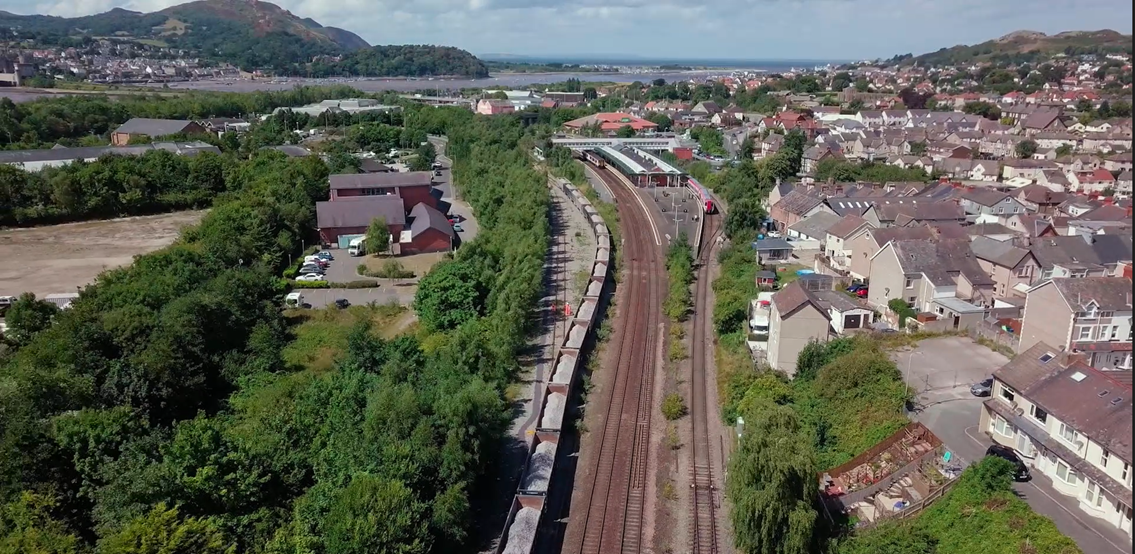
[899, 337, 1132, 554]
[296, 286, 415, 309]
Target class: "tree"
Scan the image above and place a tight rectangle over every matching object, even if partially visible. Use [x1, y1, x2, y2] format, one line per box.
[0, 491, 82, 554]
[408, 142, 436, 171]
[728, 402, 818, 554]
[723, 197, 765, 241]
[962, 101, 1001, 121]
[412, 260, 485, 332]
[615, 125, 636, 138]
[1097, 100, 1112, 119]
[1055, 144, 1074, 157]
[3, 292, 60, 348]
[908, 141, 928, 156]
[324, 475, 429, 554]
[739, 136, 755, 159]
[1015, 139, 1038, 159]
[365, 217, 391, 256]
[98, 504, 233, 554]
[645, 112, 672, 132]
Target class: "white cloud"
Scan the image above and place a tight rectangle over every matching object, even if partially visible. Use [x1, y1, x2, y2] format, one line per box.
[3, 0, 1132, 59]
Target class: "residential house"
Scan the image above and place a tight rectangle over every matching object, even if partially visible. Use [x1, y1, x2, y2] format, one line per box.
[970, 236, 1040, 297]
[822, 215, 872, 274]
[1056, 154, 1101, 174]
[889, 155, 935, 173]
[960, 189, 1028, 223]
[1068, 169, 1118, 194]
[1034, 132, 1081, 150]
[767, 282, 833, 376]
[979, 343, 1133, 538]
[1104, 152, 1133, 173]
[1002, 159, 1059, 182]
[1015, 185, 1069, 215]
[967, 222, 1019, 242]
[867, 238, 994, 315]
[769, 190, 829, 233]
[1021, 110, 1068, 136]
[1005, 213, 1058, 238]
[1019, 277, 1133, 370]
[862, 201, 966, 228]
[692, 101, 723, 116]
[845, 225, 936, 280]
[475, 99, 516, 115]
[856, 110, 885, 127]
[1029, 235, 1133, 280]
[926, 141, 973, 161]
[1117, 171, 1133, 197]
[764, 180, 794, 212]
[787, 211, 842, 243]
[802, 145, 843, 175]
[758, 133, 785, 159]
[753, 238, 794, 264]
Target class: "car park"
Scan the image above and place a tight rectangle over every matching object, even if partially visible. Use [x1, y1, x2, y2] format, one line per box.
[985, 444, 1031, 481]
[970, 378, 993, 397]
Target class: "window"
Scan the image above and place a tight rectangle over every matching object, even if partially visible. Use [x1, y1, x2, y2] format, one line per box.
[907, 296, 916, 305]
[905, 278, 914, 289]
[1101, 449, 1110, 468]
[1085, 481, 1105, 508]
[1110, 326, 1120, 341]
[1000, 385, 1016, 403]
[1124, 463, 1130, 483]
[1078, 326, 1092, 341]
[1056, 460, 1080, 485]
[1099, 311, 1114, 318]
[1030, 405, 1048, 424]
[997, 206, 1004, 214]
[992, 414, 1014, 437]
[1017, 266, 1031, 277]
[1059, 422, 1081, 447]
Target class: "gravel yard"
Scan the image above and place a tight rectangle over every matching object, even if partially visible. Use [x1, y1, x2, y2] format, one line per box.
[0, 211, 206, 297]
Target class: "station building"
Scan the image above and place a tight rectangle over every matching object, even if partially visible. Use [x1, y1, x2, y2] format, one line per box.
[592, 145, 685, 187]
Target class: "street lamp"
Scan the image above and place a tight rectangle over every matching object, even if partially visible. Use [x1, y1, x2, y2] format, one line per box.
[905, 350, 924, 384]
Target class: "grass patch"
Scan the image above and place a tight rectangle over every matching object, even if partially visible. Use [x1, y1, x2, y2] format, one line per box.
[661, 393, 688, 420]
[282, 302, 406, 373]
[668, 340, 689, 362]
[360, 251, 449, 278]
[773, 263, 810, 287]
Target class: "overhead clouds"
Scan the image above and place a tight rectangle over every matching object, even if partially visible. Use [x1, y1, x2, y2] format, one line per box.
[11, 0, 1134, 59]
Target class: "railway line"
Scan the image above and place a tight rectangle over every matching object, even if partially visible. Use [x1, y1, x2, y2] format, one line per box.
[689, 213, 725, 554]
[563, 161, 665, 554]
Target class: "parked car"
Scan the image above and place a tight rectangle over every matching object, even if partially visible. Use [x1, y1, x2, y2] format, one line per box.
[453, 223, 464, 232]
[333, 298, 350, 309]
[985, 444, 1031, 481]
[855, 288, 868, 298]
[314, 251, 333, 261]
[299, 266, 324, 276]
[295, 274, 325, 282]
[970, 378, 994, 397]
[846, 283, 866, 293]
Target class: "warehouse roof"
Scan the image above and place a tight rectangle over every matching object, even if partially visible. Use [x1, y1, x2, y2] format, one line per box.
[316, 196, 406, 229]
[329, 172, 434, 190]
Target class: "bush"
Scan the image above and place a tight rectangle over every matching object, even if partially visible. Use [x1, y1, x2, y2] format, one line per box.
[289, 280, 331, 289]
[888, 298, 917, 328]
[371, 260, 415, 279]
[331, 280, 382, 289]
[661, 393, 688, 420]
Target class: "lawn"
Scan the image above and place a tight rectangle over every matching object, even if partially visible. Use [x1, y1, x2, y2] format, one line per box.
[282, 302, 408, 373]
[773, 263, 811, 287]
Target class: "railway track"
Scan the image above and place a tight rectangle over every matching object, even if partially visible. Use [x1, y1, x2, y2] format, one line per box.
[564, 162, 664, 554]
[689, 213, 724, 554]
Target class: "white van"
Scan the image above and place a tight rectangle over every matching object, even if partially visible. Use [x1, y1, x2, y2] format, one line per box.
[347, 237, 366, 257]
[284, 291, 304, 308]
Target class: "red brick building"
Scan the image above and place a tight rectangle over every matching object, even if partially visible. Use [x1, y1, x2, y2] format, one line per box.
[329, 172, 438, 210]
[316, 196, 406, 248]
[401, 203, 454, 254]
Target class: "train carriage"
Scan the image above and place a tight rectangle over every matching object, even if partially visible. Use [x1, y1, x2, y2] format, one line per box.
[687, 177, 716, 214]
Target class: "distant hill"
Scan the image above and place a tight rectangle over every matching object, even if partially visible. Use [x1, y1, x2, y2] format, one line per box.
[897, 29, 1133, 66]
[0, 0, 487, 77]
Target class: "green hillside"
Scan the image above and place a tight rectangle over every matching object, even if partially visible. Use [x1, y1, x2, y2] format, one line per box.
[896, 29, 1133, 66]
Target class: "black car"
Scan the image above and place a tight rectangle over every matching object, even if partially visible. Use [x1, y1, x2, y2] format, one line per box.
[333, 298, 350, 309]
[986, 444, 1031, 481]
[970, 378, 994, 397]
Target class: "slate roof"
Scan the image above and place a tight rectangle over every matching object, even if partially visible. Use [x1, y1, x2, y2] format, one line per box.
[316, 196, 406, 229]
[969, 236, 1029, 268]
[1049, 277, 1134, 311]
[868, 225, 936, 246]
[788, 211, 842, 240]
[1016, 184, 1067, 204]
[966, 222, 1015, 237]
[826, 214, 870, 239]
[0, 142, 217, 164]
[773, 190, 824, 216]
[1029, 235, 1134, 270]
[873, 201, 964, 223]
[889, 238, 992, 286]
[771, 281, 828, 319]
[962, 188, 1011, 208]
[408, 202, 454, 239]
[113, 118, 197, 137]
[993, 342, 1132, 466]
[752, 237, 793, 251]
[1022, 110, 1063, 130]
[263, 145, 312, 157]
[1077, 204, 1129, 222]
[329, 172, 434, 190]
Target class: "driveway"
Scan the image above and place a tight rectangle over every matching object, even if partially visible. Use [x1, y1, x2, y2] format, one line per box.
[897, 337, 1132, 554]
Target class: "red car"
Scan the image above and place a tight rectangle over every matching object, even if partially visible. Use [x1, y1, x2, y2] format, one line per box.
[855, 288, 868, 298]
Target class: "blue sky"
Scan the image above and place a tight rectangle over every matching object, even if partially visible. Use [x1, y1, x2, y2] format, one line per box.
[7, 0, 1134, 60]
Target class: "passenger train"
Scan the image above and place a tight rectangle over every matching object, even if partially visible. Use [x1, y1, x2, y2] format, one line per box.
[686, 177, 716, 214]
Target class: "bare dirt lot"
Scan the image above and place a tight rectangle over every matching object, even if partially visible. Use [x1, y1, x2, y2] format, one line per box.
[0, 211, 206, 297]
